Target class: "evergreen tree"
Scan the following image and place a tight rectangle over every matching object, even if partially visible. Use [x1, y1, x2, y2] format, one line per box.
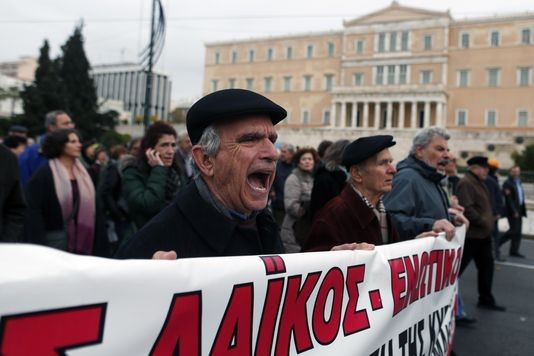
[59, 24, 114, 140]
[19, 40, 66, 136]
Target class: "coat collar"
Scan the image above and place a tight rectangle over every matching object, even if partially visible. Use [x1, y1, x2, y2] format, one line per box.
[340, 185, 377, 230]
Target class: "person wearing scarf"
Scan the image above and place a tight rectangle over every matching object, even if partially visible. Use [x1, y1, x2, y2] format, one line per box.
[121, 121, 186, 232]
[26, 128, 96, 255]
[305, 136, 407, 252]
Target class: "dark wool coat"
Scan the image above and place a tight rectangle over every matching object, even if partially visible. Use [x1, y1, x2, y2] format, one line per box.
[456, 171, 494, 239]
[309, 166, 347, 219]
[304, 185, 400, 252]
[25, 164, 110, 257]
[502, 176, 527, 218]
[0, 144, 26, 242]
[116, 182, 284, 259]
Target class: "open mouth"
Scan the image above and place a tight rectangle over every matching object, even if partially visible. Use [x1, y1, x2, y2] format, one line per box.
[247, 172, 271, 192]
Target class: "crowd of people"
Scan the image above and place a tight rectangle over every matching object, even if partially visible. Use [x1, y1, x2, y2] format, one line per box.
[0, 89, 529, 350]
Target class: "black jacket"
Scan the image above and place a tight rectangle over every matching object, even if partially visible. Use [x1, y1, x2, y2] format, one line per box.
[0, 144, 26, 242]
[503, 176, 527, 218]
[116, 182, 284, 259]
[309, 166, 347, 219]
[484, 173, 504, 216]
[26, 164, 110, 257]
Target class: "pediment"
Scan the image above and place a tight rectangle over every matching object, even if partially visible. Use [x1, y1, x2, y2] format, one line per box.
[344, 1, 450, 27]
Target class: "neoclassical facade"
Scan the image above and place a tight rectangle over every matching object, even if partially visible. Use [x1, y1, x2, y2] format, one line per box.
[203, 2, 534, 135]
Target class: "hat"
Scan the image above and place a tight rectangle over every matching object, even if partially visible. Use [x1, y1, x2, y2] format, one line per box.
[488, 159, 500, 169]
[186, 89, 287, 144]
[341, 135, 396, 168]
[467, 156, 488, 167]
[8, 125, 28, 133]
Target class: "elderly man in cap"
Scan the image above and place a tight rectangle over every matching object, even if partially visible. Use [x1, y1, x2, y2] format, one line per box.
[117, 89, 373, 260]
[304, 136, 435, 252]
[456, 156, 506, 311]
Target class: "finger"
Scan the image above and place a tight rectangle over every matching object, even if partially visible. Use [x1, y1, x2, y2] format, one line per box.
[152, 250, 178, 260]
[355, 243, 375, 250]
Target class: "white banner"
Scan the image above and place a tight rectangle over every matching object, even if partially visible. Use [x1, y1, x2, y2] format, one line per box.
[0, 226, 464, 356]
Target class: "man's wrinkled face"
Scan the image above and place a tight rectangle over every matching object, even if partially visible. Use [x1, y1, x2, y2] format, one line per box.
[279, 147, 294, 163]
[209, 116, 279, 215]
[472, 165, 489, 181]
[354, 148, 397, 197]
[416, 136, 449, 169]
[53, 114, 75, 130]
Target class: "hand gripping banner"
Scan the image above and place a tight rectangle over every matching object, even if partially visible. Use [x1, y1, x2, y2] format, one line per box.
[0, 226, 464, 355]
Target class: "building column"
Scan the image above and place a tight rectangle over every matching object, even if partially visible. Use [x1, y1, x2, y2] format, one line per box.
[330, 102, 337, 127]
[436, 102, 444, 127]
[374, 101, 380, 129]
[386, 101, 393, 129]
[399, 101, 405, 129]
[351, 101, 358, 127]
[363, 102, 369, 128]
[424, 101, 431, 128]
[411, 101, 417, 128]
[340, 101, 347, 127]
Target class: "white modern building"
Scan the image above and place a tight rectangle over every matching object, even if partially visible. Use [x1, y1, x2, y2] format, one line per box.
[91, 63, 172, 124]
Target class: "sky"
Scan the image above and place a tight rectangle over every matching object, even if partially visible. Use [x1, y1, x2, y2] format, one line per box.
[2, 0, 534, 102]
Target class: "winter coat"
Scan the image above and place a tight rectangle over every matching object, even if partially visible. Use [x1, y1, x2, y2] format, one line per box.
[305, 185, 399, 251]
[0, 144, 25, 242]
[116, 181, 283, 259]
[309, 166, 347, 218]
[502, 176, 527, 218]
[280, 168, 314, 252]
[456, 171, 494, 239]
[383, 155, 450, 240]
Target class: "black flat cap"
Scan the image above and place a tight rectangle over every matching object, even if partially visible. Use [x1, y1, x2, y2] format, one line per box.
[467, 156, 488, 167]
[341, 135, 396, 168]
[186, 89, 287, 144]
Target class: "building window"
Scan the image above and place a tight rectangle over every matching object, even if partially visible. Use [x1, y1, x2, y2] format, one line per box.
[286, 46, 293, 59]
[420, 70, 432, 84]
[245, 78, 254, 90]
[518, 110, 528, 127]
[486, 110, 497, 126]
[324, 74, 334, 90]
[401, 31, 409, 51]
[248, 49, 255, 63]
[458, 70, 470, 87]
[327, 42, 335, 57]
[353, 73, 363, 86]
[460, 32, 470, 49]
[424, 34, 432, 50]
[457, 110, 467, 126]
[228, 78, 236, 89]
[376, 66, 384, 85]
[211, 79, 219, 92]
[214, 52, 220, 64]
[518, 67, 531, 86]
[378, 32, 386, 52]
[389, 32, 397, 52]
[306, 45, 314, 59]
[231, 50, 237, 64]
[323, 111, 331, 125]
[267, 48, 274, 61]
[356, 40, 364, 54]
[387, 65, 396, 84]
[488, 68, 500, 87]
[283, 76, 292, 92]
[303, 75, 313, 91]
[522, 28, 532, 45]
[302, 110, 310, 125]
[490, 30, 500, 47]
[264, 77, 272, 92]
[399, 65, 407, 84]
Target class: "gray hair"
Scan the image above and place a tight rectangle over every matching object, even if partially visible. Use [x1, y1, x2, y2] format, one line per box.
[191, 125, 221, 177]
[323, 139, 350, 171]
[409, 127, 450, 155]
[44, 110, 67, 129]
[280, 143, 295, 153]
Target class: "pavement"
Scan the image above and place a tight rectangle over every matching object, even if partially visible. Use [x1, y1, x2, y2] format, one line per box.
[453, 238, 534, 356]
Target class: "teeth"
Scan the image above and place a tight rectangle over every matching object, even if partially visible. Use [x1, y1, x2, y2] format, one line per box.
[251, 185, 267, 192]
